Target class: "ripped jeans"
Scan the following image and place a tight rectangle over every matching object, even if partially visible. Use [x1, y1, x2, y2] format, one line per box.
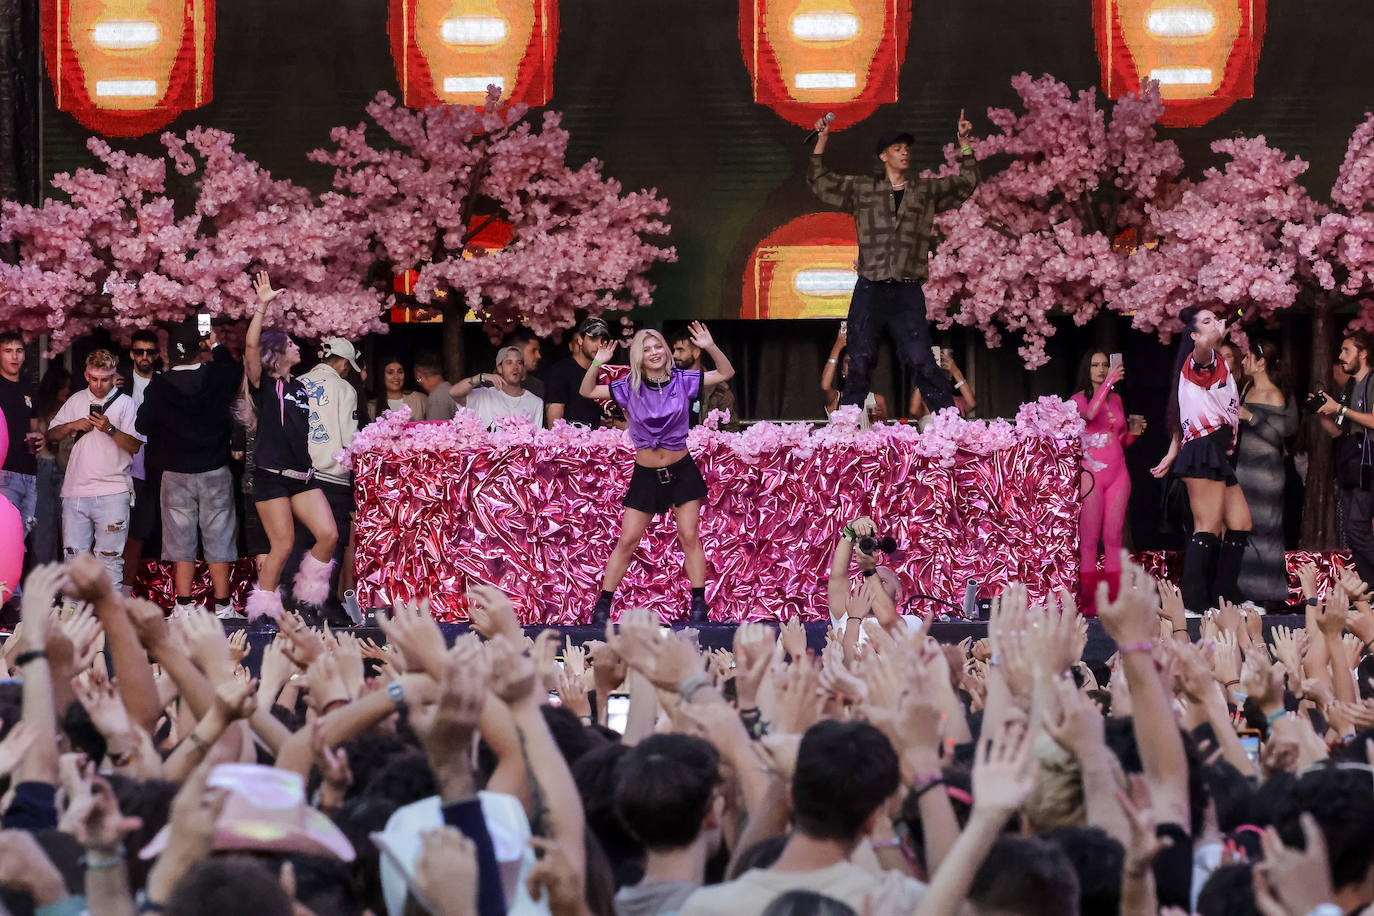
[63, 493, 131, 587]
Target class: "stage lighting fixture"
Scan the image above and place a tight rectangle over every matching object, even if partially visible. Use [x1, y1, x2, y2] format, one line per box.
[43, 0, 215, 137]
[739, 0, 912, 131]
[1095, 0, 1266, 126]
[741, 212, 860, 319]
[390, 0, 558, 109]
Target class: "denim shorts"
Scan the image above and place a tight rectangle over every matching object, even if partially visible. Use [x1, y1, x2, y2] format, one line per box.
[161, 466, 238, 564]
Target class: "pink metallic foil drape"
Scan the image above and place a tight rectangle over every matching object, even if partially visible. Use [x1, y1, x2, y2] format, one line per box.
[345, 402, 1088, 624]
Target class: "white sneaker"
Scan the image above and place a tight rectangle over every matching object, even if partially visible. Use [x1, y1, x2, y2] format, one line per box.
[214, 604, 246, 620]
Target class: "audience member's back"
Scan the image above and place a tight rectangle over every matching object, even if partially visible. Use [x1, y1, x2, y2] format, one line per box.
[679, 721, 924, 916]
[612, 733, 720, 916]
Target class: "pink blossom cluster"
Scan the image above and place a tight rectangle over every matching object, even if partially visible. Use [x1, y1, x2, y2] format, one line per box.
[310, 90, 677, 340]
[0, 130, 386, 349]
[1294, 114, 1374, 325]
[340, 396, 1088, 471]
[1120, 137, 1319, 337]
[925, 75, 1186, 367]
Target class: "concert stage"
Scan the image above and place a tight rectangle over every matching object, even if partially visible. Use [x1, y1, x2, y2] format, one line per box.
[339, 402, 1088, 625]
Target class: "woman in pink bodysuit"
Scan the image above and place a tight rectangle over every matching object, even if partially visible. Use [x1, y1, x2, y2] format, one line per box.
[1072, 352, 1146, 613]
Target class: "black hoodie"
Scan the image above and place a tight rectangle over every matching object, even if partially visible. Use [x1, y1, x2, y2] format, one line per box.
[136, 346, 242, 474]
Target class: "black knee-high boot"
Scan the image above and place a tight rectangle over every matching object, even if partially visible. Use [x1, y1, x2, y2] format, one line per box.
[1181, 532, 1221, 612]
[1214, 530, 1251, 605]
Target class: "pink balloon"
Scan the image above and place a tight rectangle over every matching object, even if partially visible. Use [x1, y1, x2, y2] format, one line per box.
[0, 494, 21, 602]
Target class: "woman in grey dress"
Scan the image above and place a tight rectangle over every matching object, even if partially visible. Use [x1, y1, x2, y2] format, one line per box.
[1236, 341, 1297, 604]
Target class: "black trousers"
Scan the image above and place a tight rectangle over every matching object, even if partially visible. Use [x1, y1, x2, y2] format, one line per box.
[1342, 486, 1374, 589]
[841, 278, 955, 412]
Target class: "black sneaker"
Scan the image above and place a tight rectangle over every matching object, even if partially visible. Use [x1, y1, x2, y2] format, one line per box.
[590, 593, 613, 626]
[689, 594, 710, 624]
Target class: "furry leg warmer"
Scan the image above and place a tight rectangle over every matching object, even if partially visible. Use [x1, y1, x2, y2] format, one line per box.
[293, 553, 336, 607]
[245, 586, 285, 622]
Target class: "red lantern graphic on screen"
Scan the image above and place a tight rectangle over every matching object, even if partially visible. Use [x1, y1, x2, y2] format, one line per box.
[739, 0, 912, 132]
[1095, 0, 1266, 127]
[391, 216, 513, 323]
[390, 0, 557, 109]
[43, 0, 214, 138]
[742, 212, 859, 319]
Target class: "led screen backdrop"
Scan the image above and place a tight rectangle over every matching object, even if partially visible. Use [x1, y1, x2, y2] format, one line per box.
[38, 0, 1374, 323]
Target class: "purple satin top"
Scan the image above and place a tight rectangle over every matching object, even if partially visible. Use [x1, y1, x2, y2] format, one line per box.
[610, 369, 702, 451]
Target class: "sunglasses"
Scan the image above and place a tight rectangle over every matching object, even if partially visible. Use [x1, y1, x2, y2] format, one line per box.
[131, 348, 157, 356]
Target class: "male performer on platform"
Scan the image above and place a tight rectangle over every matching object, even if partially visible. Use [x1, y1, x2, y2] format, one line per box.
[808, 112, 978, 414]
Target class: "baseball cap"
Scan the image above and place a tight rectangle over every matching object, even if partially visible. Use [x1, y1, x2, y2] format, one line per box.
[874, 131, 915, 156]
[169, 319, 201, 364]
[494, 345, 524, 368]
[578, 317, 611, 340]
[320, 337, 361, 372]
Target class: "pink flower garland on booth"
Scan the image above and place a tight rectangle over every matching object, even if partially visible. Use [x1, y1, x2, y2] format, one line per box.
[340, 400, 1089, 624]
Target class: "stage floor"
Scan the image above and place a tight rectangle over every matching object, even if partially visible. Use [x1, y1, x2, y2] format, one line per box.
[224, 615, 1306, 672]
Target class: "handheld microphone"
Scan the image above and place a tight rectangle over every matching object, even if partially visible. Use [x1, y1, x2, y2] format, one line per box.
[802, 112, 835, 145]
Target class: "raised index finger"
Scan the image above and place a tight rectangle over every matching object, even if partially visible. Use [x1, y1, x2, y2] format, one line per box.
[959, 108, 965, 121]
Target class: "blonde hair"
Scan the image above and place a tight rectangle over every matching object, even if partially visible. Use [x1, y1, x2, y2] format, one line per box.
[628, 329, 671, 395]
[85, 349, 118, 372]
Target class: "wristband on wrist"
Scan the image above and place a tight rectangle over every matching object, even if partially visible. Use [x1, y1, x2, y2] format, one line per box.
[320, 698, 350, 716]
[1306, 597, 1319, 606]
[678, 674, 711, 703]
[1117, 641, 1153, 656]
[1266, 708, 1287, 726]
[960, 145, 973, 155]
[80, 846, 126, 870]
[842, 525, 856, 541]
[14, 649, 47, 667]
[187, 730, 211, 752]
[871, 838, 902, 850]
[590, 359, 603, 369]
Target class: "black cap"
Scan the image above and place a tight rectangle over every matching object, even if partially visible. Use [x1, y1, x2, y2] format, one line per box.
[578, 317, 611, 340]
[169, 319, 200, 364]
[874, 131, 915, 156]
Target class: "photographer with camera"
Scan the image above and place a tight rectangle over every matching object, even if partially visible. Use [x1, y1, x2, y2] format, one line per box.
[1316, 329, 1374, 585]
[827, 516, 914, 659]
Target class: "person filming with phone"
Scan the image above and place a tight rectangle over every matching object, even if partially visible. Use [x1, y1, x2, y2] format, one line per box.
[1071, 350, 1145, 612]
[46, 349, 142, 586]
[1317, 329, 1374, 586]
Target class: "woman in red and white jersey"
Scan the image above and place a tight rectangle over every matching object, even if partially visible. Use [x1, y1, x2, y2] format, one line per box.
[1150, 307, 1252, 613]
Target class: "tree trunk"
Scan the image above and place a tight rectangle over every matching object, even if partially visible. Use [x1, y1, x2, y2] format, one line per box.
[442, 302, 466, 383]
[1300, 300, 1340, 549]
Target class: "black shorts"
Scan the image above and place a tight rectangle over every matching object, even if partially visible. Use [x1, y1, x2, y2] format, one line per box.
[1174, 427, 1238, 486]
[129, 474, 161, 546]
[253, 467, 320, 502]
[623, 455, 708, 515]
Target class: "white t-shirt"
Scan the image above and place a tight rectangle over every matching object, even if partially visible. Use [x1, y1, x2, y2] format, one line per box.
[680, 861, 926, 916]
[51, 389, 138, 499]
[129, 372, 152, 481]
[464, 386, 544, 430]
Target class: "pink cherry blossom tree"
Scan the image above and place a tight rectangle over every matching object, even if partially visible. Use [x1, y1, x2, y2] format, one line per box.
[1116, 136, 1319, 341]
[0, 129, 386, 350]
[925, 74, 1186, 368]
[310, 88, 676, 380]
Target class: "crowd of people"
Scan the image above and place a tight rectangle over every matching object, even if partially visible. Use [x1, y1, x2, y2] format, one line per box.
[0, 531, 1366, 915]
